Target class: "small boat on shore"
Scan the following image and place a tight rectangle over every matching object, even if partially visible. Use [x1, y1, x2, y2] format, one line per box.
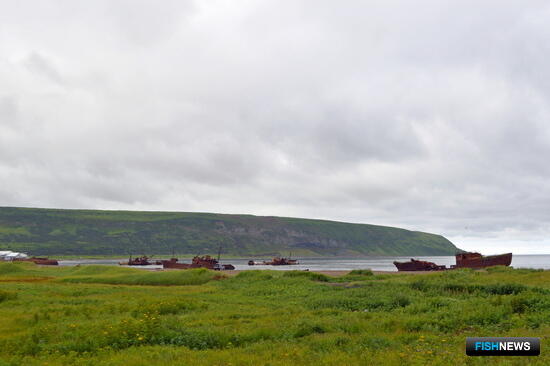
[451, 252, 512, 269]
[262, 257, 299, 265]
[14, 257, 59, 265]
[393, 258, 446, 271]
[119, 256, 152, 266]
[249, 252, 299, 266]
[161, 255, 234, 270]
[394, 252, 513, 271]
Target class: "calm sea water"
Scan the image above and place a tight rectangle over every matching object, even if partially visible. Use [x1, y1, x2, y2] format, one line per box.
[58, 255, 550, 271]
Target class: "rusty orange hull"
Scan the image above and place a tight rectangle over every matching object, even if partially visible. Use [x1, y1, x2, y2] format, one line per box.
[161, 258, 216, 270]
[262, 257, 299, 265]
[119, 259, 152, 265]
[393, 259, 446, 271]
[453, 252, 512, 269]
[162, 261, 193, 269]
[162, 256, 234, 270]
[14, 257, 59, 265]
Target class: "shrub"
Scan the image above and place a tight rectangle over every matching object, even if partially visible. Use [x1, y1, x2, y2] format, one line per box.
[510, 293, 550, 314]
[410, 280, 430, 292]
[483, 283, 526, 295]
[0, 263, 25, 275]
[485, 266, 513, 273]
[348, 269, 373, 276]
[359, 336, 393, 349]
[233, 271, 273, 281]
[282, 271, 329, 282]
[0, 290, 17, 302]
[293, 321, 327, 338]
[390, 295, 411, 308]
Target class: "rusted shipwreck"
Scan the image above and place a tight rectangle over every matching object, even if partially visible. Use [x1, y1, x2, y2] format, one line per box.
[393, 258, 446, 271]
[249, 252, 299, 266]
[248, 256, 299, 266]
[451, 252, 512, 269]
[263, 257, 298, 265]
[161, 256, 234, 270]
[394, 252, 512, 271]
[119, 256, 152, 266]
[14, 257, 59, 265]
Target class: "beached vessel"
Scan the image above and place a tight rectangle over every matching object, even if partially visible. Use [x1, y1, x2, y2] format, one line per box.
[451, 252, 512, 269]
[161, 255, 234, 270]
[14, 257, 59, 265]
[161, 258, 192, 269]
[262, 257, 298, 265]
[394, 252, 513, 271]
[393, 258, 446, 271]
[119, 256, 152, 266]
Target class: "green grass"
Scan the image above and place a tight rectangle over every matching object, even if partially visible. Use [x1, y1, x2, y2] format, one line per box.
[1, 263, 548, 365]
[60, 267, 222, 286]
[0, 206, 459, 256]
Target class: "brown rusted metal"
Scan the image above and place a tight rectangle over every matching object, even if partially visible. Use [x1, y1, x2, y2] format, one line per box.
[451, 252, 512, 269]
[162, 259, 192, 269]
[119, 256, 152, 266]
[156, 258, 177, 265]
[394, 252, 513, 271]
[14, 257, 59, 265]
[191, 255, 218, 269]
[161, 255, 234, 270]
[393, 258, 446, 271]
[262, 257, 299, 265]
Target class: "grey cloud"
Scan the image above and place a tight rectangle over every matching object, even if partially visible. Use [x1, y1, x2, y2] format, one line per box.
[24, 53, 64, 85]
[1, 1, 550, 253]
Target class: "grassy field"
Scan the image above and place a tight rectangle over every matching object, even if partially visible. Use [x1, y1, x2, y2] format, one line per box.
[0, 263, 548, 365]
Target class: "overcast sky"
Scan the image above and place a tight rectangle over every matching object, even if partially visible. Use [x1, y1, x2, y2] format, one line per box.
[1, 1, 550, 253]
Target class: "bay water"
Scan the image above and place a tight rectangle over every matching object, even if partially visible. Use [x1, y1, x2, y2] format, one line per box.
[58, 254, 550, 271]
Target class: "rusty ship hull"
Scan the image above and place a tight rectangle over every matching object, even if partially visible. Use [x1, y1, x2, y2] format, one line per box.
[262, 257, 299, 265]
[393, 258, 446, 271]
[162, 256, 234, 270]
[162, 260, 193, 269]
[394, 252, 513, 271]
[14, 257, 59, 265]
[453, 252, 512, 269]
[119, 256, 152, 266]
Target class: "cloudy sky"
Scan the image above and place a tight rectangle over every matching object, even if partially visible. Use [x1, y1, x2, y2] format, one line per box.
[1, 1, 550, 253]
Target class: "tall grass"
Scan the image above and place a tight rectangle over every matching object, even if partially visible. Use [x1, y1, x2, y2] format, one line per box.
[1, 266, 549, 365]
[60, 267, 223, 286]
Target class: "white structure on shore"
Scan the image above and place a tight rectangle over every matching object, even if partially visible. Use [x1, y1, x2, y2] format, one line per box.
[0, 251, 28, 261]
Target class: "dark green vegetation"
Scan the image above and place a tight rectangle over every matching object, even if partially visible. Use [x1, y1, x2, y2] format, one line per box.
[0, 264, 548, 365]
[0, 206, 458, 256]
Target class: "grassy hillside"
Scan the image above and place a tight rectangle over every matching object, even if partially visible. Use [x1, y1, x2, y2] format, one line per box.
[0, 207, 459, 256]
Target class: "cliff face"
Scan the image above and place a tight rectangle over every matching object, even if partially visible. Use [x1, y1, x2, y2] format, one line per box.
[0, 207, 459, 256]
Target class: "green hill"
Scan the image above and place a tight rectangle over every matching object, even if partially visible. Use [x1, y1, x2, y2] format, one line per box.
[0, 207, 459, 256]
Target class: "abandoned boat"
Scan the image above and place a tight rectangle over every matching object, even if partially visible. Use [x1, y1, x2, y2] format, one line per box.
[451, 252, 512, 269]
[14, 257, 59, 265]
[262, 257, 299, 265]
[161, 255, 234, 270]
[394, 252, 513, 271]
[119, 256, 152, 266]
[393, 258, 446, 271]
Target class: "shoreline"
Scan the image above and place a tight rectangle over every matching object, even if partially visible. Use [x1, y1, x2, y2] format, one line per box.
[157, 268, 441, 276]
